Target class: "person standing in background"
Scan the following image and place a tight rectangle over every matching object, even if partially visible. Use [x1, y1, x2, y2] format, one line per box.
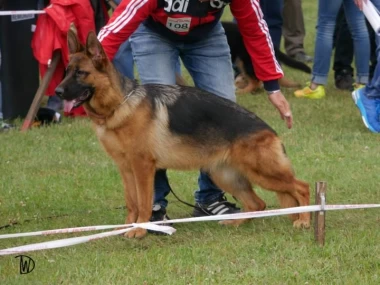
[282, 0, 313, 63]
[352, 0, 380, 133]
[294, 0, 370, 99]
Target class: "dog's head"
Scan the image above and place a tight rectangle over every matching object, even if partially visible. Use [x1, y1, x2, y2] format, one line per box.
[55, 30, 111, 111]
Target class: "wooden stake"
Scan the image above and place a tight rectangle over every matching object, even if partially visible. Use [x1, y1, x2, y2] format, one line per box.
[21, 50, 61, 132]
[314, 181, 327, 246]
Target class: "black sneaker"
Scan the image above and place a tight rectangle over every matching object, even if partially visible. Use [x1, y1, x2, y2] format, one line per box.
[192, 196, 241, 217]
[148, 204, 172, 235]
[335, 69, 354, 91]
[150, 204, 170, 222]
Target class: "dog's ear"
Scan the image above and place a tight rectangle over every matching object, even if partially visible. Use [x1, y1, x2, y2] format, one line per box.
[67, 29, 82, 55]
[86, 31, 108, 70]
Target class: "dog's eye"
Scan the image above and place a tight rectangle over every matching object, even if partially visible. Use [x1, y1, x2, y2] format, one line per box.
[76, 70, 88, 76]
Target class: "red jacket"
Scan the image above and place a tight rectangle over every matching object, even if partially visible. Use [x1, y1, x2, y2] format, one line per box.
[32, 0, 96, 116]
[32, 0, 95, 95]
[98, 0, 283, 89]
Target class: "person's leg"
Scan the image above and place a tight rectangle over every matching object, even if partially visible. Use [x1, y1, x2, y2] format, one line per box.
[260, 0, 283, 50]
[311, 0, 343, 85]
[180, 22, 239, 210]
[351, 0, 380, 133]
[282, 0, 312, 62]
[113, 39, 135, 79]
[367, 20, 377, 81]
[130, 26, 179, 85]
[294, 0, 343, 99]
[112, 0, 135, 80]
[130, 24, 180, 210]
[366, 0, 380, 99]
[343, 0, 370, 85]
[333, 4, 354, 90]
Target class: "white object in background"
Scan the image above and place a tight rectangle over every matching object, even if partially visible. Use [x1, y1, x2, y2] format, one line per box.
[0, 10, 46, 16]
[363, 0, 380, 35]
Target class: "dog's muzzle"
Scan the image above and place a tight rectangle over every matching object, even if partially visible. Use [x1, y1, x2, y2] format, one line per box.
[55, 86, 64, 99]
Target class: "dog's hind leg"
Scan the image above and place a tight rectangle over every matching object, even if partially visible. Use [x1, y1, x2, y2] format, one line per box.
[209, 165, 266, 226]
[234, 58, 262, 94]
[125, 156, 156, 238]
[254, 176, 310, 229]
[232, 132, 311, 228]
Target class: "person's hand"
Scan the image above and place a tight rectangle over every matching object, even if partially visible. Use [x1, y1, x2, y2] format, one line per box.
[268, 90, 293, 129]
[354, 0, 367, 10]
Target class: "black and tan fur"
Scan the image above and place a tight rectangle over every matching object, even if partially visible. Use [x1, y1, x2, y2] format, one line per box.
[222, 21, 311, 94]
[56, 30, 311, 239]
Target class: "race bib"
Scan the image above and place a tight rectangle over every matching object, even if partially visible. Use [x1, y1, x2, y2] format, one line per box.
[166, 17, 191, 32]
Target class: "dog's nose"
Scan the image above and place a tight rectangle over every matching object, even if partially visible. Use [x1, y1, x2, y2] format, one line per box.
[55, 86, 64, 98]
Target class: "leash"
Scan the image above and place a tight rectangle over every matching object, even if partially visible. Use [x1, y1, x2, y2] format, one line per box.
[0, 206, 127, 231]
[169, 187, 239, 217]
[0, 189, 211, 231]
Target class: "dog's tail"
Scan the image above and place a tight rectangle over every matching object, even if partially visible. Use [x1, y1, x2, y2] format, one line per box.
[275, 48, 311, 74]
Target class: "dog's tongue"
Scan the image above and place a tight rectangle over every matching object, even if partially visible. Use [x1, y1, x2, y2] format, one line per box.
[64, 100, 75, 113]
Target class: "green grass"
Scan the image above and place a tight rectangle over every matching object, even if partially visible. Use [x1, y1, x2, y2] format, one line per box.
[1, 3, 380, 284]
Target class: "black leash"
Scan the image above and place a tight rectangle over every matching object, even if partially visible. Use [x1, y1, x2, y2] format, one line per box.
[0, 188, 231, 230]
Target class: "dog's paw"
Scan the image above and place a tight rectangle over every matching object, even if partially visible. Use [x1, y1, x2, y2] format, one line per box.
[288, 213, 299, 221]
[293, 219, 310, 229]
[124, 227, 148, 239]
[234, 74, 248, 89]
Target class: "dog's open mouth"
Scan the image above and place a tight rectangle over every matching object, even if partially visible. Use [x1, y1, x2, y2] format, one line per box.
[64, 90, 92, 113]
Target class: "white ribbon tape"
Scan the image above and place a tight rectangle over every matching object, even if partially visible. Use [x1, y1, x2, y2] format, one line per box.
[0, 10, 46, 16]
[0, 228, 131, 256]
[0, 204, 379, 256]
[0, 223, 176, 256]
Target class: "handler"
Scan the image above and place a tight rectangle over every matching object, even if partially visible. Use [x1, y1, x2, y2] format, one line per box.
[98, 0, 293, 222]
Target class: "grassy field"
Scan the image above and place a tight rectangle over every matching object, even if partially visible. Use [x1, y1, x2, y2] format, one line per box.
[1, 2, 380, 284]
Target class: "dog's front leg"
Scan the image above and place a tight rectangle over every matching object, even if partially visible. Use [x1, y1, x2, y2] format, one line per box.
[120, 170, 139, 225]
[125, 155, 156, 239]
[113, 160, 139, 234]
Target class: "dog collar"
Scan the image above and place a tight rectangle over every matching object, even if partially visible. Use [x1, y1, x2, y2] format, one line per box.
[84, 90, 135, 123]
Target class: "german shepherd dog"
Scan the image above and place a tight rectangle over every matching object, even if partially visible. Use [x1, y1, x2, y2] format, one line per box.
[222, 22, 311, 94]
[55, 30, 311, 238]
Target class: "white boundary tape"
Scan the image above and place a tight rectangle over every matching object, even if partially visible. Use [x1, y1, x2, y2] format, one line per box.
[0, 10, 46, 16]
[0, 204, 379, 256]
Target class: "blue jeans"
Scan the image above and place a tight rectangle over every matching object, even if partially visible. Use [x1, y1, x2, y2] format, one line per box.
[112, 0, 180, 79]
[260, 0, 284, 49]
[113, 40, 135, 79]
[113, 39, 182, 80]
[235, 1, 284, 49]
[312, 0, 370, 85]
[365, 0, 380, 99]
[130, 22, 236, 207]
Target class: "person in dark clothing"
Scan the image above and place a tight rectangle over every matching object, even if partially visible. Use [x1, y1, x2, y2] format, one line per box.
[282, 0, 313, 63]
[259, 0, 283, 50]
[333, 4, 377, 90]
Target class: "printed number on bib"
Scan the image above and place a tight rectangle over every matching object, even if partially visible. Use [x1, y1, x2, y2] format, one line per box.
[166, 17, 191, 32]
